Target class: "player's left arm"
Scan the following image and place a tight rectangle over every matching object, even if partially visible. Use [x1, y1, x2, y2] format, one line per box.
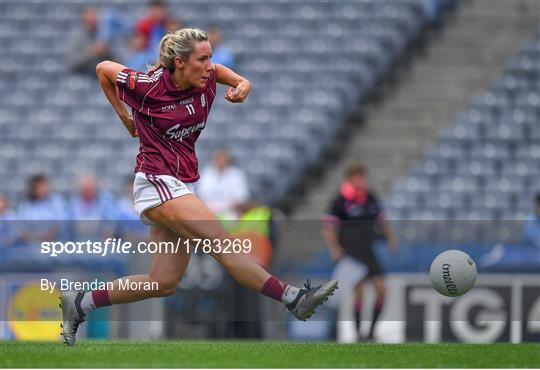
[381, 221, 398, 252]
[374, 196, 398, 252]
[214, 63, 251, 103]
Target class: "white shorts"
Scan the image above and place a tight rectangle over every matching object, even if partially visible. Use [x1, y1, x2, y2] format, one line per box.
[328, 256, 368, 309]
[133, 172, 198, 225]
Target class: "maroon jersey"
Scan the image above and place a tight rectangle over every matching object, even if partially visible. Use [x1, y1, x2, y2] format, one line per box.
[116, 67, 217, 182]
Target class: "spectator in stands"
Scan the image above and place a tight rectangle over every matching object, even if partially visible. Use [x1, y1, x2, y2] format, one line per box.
[0, 193, 14, 220]
[124, 31, 156, 72]
[0, 193, 19, 247]
[135, 0, 170, 53]
[166, 18, 182, 33]
[17, 174, 67, 243]
[67, 175, 117, 239]
[199, 149, 249, 218]
[228, 200, 277, 339]
[67, 6, 114, 75]
[523, 192, 540, 249]
[322, 162, 398, 341]
[232, 201, 276, 269]
[207, 25, 235, 69]
[125, 11, 181, 72]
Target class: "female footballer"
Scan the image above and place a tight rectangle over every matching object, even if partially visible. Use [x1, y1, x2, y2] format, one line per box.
[60, 28, 337, 346]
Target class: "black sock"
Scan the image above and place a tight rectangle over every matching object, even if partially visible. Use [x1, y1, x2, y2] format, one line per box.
[368, 299, 384, 338]
[354, 299, 362, 333]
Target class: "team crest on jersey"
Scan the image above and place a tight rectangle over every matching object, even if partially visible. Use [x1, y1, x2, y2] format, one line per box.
[201, 93, 206, 107]
[128, 71, 138, 90]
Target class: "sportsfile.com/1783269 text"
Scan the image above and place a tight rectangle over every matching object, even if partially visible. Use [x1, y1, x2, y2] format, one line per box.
[40, 238, 252, 257]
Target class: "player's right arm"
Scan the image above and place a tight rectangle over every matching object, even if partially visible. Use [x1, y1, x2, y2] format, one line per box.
[322, 220, 345, 262]
[96, 61, 137, 137]
[322, 197, 346, 262]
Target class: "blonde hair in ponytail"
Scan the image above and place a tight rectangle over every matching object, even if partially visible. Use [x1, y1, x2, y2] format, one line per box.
[148, 28, 209, 72]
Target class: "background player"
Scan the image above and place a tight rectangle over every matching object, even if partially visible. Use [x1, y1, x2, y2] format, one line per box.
[60, 28, 337, 346]
[322, 162, 397, 341]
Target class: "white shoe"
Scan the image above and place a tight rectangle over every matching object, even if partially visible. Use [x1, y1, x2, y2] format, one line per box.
[60, 291, 86, 346]
[286, 279, 338, 321]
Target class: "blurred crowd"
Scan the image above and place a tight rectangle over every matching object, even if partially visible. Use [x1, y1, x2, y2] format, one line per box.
[0, 172, 147, 247]
[2, 154, 538, 255]
[0, 149, 280, 264]
[67, 0, 235, 75]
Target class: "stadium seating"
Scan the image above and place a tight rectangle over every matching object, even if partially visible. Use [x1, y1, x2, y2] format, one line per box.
[1, 1, 429, 205]
[386, 30, 540, 242]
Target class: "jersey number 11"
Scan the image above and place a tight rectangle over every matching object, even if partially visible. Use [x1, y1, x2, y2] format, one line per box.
[185, 104, 195, 115]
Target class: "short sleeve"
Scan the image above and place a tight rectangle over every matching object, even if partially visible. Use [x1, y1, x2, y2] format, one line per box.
[116, 68, 158, 111]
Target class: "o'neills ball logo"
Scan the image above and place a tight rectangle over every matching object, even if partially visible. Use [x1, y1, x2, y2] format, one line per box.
[442, 263, 458, 295]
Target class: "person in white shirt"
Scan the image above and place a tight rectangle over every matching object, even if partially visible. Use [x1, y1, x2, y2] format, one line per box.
[199, 149, 249, 218]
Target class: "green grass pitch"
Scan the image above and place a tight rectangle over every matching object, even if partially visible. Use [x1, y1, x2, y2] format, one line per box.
[1, 341, 538, 368]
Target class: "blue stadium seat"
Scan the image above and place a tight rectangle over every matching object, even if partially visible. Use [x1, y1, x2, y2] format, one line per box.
[1, 1, 432, 206]
[389, 28, 538, 232]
